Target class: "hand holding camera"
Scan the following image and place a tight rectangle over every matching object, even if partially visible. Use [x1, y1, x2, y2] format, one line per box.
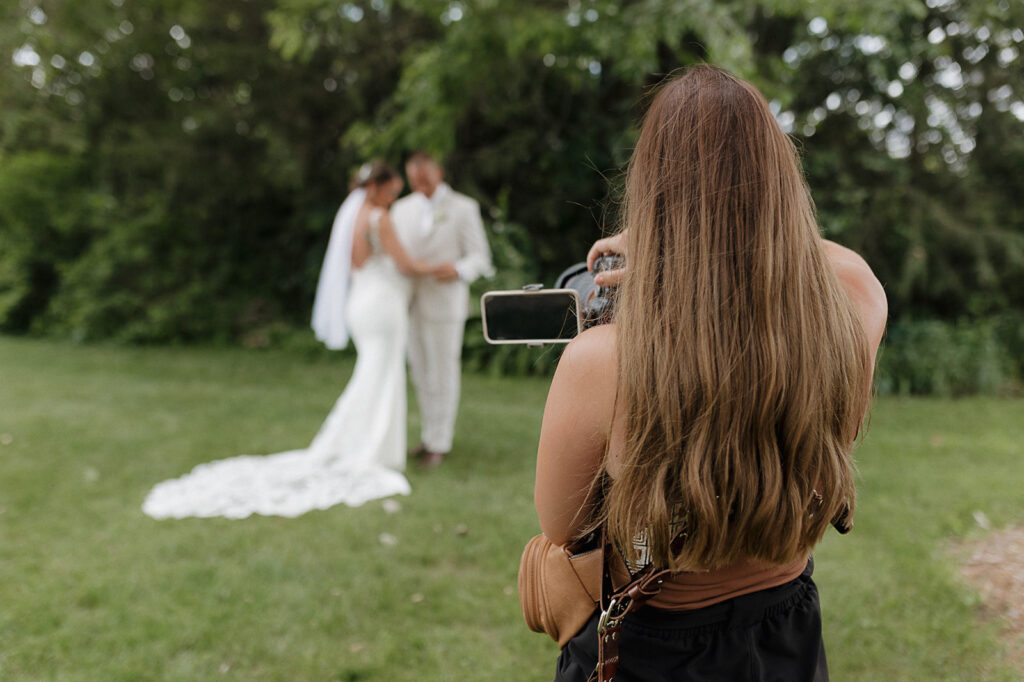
[586, 231, 628, 287]
[479, 245, 625, 346]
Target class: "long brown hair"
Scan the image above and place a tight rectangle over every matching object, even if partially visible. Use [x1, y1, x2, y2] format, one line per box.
[603, 65, 871, 571]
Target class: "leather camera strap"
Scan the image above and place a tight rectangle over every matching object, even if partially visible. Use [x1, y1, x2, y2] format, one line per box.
[588, 534, 675, 682]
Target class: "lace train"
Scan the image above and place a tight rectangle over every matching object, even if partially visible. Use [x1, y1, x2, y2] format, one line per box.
[142, 451, 410, 519]
[143, 245, 413, 520]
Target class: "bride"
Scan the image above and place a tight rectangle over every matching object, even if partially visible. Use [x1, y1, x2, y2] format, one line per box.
[143, 161, 439, 519]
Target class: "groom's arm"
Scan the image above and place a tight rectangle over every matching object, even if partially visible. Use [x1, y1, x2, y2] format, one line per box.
[451, 198, 494, 282]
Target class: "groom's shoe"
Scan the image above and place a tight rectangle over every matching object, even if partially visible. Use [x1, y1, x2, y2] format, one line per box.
[408, 443, 429, 460]
[418, 451, 446, 469]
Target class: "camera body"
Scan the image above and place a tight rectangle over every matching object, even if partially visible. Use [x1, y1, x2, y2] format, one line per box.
[480, 255, 622, 346]
[556, 254, 622, 329]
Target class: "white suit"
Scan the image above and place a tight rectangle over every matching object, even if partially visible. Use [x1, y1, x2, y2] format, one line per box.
[391, 183, 493, 454]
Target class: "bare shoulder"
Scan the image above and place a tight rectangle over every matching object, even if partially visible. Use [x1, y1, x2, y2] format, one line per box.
[562, 323, 616, 363]
[553, 324, 617, 396]
[822, 239, 870, 271]
[822, 239, 888, 344]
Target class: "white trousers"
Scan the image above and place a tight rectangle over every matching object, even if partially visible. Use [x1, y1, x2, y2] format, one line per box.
[407, 314, 465, 454]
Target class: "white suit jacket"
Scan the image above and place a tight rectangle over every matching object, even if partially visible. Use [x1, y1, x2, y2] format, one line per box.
[391, 184, 493, 322]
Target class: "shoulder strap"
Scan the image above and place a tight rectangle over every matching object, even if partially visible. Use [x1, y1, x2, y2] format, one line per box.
[590, 524, 687, 681]
[590, 538, 670, 682]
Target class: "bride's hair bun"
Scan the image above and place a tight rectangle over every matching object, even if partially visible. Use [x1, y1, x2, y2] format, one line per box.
[351, 160, 399, 190]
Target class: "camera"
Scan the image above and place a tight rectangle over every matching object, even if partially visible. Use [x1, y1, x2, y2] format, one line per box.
[480, 255, 622, 346]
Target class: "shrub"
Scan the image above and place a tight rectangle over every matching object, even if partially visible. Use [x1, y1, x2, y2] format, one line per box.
[875, 318, 1019, 396]
[0, 152, 109, 333]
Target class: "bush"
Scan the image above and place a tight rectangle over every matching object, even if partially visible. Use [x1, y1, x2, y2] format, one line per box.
[41, 197, 242, 344]
[0, 152, 109, 334]
[876, 318, 1020, 396]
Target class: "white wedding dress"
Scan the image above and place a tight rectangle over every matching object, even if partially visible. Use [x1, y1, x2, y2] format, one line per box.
[143, 203, 413, 519]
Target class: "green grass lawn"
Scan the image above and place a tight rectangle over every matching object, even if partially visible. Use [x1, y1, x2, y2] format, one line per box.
[0, 336, 1022, 681]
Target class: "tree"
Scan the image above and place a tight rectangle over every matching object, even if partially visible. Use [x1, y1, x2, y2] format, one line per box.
[2, 0, 1022, 361]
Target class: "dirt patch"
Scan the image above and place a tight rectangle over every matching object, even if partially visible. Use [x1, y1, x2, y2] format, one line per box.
[957, 524, 1024, 674]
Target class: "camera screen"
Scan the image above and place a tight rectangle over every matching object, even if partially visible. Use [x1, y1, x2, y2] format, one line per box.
[481, 290, 580, 344]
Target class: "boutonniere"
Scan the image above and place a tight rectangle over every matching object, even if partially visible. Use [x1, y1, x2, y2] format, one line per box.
[431, 191, 453, 223]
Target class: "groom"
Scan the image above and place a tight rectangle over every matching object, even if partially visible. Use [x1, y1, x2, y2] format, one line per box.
[391, 152, 493, 468]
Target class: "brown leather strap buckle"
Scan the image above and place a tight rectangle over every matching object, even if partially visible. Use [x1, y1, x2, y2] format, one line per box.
[592, 568, 670, 681]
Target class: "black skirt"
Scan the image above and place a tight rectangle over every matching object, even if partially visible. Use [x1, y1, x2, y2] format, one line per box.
[554, 559, 828, 682]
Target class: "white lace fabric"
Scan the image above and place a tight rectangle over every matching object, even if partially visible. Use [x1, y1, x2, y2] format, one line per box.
[142, 451, 411, 519]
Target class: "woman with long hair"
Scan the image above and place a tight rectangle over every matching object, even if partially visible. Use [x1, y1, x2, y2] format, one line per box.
[534, 66, 887, 680]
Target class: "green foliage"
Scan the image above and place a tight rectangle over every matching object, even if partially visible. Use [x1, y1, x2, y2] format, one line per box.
[1, 0, 1022, 392]
[1, 0, 422, 342]
[0, 152, 110, 332]
[876, 318, 1018, 397]
[779, 0, 1024, 324]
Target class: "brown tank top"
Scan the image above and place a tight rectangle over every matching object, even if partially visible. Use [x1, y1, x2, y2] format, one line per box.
[610, 553, 808, 610]
[602, 451, 808, 610]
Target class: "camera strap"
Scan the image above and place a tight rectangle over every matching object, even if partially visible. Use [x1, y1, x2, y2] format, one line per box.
[588, 529, 688, 682]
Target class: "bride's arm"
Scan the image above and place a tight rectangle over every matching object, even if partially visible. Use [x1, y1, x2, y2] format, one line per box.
[376, 212, 434, 276]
